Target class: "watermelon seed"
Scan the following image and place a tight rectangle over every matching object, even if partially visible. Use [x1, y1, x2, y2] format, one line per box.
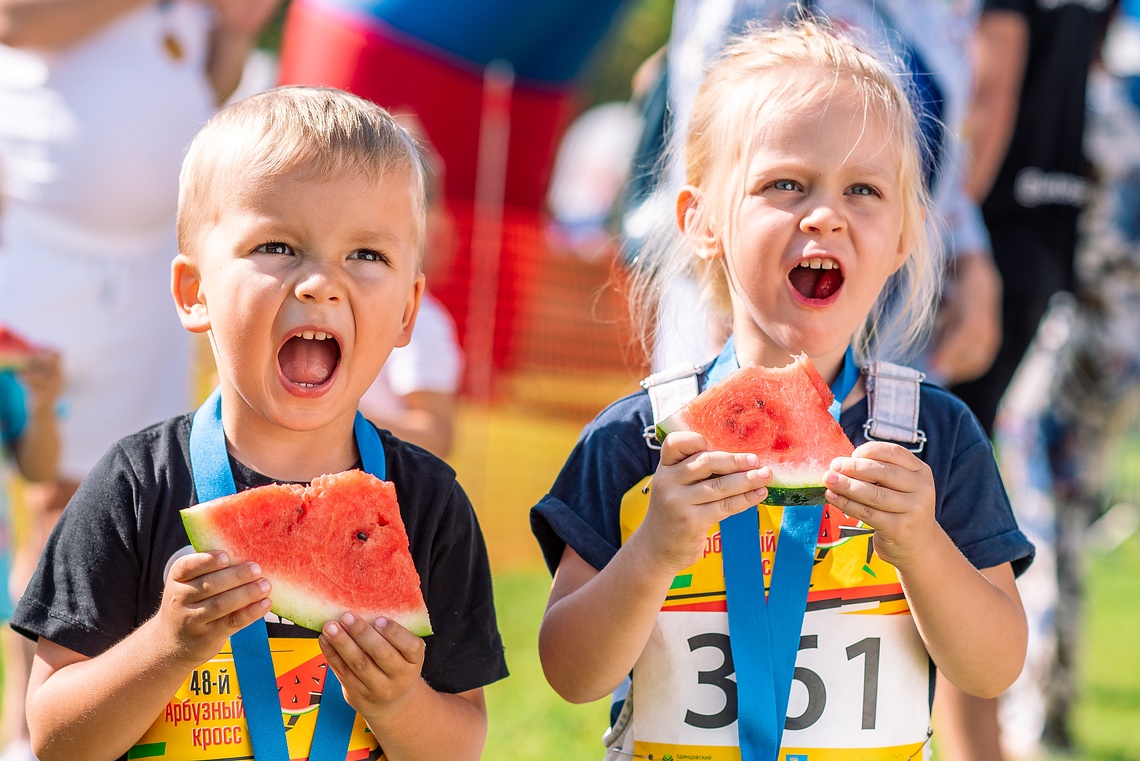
[356, 531, 369, 541]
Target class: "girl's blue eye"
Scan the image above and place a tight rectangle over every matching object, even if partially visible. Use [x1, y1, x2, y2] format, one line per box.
[849, 184, 877, 197]
[772, 179, 799, 191]
[256, 242, 292, 255]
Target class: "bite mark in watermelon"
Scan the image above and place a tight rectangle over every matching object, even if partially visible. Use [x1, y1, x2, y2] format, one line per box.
[656, 354, 855, 506]
[180, 470, 431, 636]
[0, 325, 39, 370]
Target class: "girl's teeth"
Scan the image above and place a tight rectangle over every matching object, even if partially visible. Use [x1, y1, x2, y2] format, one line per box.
[298, 330, 330, 340]
[798, 259, 836, 270]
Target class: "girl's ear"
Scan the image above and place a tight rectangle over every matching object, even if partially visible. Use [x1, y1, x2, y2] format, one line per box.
[893, 208, 924, 273]
[677, 185, 723, 261]
[171, 253, 210, 334]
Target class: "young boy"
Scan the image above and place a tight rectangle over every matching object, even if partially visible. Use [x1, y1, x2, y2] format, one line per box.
[10, 86, 507, 761]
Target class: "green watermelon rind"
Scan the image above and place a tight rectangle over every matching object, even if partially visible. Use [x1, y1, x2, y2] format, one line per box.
[180, 504, 433, 638]
[656, 418, 834, 507]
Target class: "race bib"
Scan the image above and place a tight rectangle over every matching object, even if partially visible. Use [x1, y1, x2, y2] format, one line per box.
[131, 637, 381, 760]
[619, 478, 934, 761]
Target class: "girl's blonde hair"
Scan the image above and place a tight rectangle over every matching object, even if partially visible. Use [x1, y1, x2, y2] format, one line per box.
[177, 85, 429, 263]
[629, 19, 942, 364]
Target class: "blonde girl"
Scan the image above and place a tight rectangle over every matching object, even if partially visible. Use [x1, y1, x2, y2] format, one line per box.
[531, 20, 1032, 761]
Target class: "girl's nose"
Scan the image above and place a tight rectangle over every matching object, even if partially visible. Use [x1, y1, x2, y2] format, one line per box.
[800, 200, 846, 235]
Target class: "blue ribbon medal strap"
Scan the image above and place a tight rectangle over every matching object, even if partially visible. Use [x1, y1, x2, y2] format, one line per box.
[189, 387, 387, 761]
[712, 340, 859, 761]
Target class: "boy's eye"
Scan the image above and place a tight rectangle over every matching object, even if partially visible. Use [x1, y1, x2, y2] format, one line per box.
[350, 249, 390, 264]
[255, 242, 293, 255]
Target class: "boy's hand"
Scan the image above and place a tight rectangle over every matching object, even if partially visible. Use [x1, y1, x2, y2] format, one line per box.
[319, 613, 425, 718]
[157, 551, 271, 666]
[638, 431, 770, 574]
[823, 441, 938, 571]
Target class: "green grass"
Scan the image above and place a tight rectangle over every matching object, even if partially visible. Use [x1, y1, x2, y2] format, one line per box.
[1070, 532, 1140, 758]
[483, 572, 610, 760]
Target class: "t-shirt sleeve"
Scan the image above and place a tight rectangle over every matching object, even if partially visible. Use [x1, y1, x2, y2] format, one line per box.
[927, 396, 1035, 577]
[11, 443, 147, 655]
[530, 394, 657, 575]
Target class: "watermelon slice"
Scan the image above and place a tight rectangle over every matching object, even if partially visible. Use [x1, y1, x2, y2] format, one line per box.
[0, 325, 39, 370]
[656, 354, 855, 506]
[180, 469, 432, 636]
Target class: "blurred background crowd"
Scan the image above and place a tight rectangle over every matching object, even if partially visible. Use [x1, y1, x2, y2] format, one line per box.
[0, 0, 1138, 759]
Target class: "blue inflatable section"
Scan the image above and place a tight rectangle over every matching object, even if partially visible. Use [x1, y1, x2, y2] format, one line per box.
[308, 0, 629, 83]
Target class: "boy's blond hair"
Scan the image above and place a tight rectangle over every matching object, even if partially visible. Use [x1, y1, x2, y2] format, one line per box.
[177, 86, 429, 264]
[630, 19, 942, 364]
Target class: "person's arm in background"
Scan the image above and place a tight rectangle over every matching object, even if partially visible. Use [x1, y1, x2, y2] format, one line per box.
[926, 184, 1003, 386]
[362, 391, 457, 459]
[203, 0, 282, 105]
[13, 349, 62, 484]
[0, 0, 282, 107]
[0, 0, 151, 49]
[966, 10, 1031, 202]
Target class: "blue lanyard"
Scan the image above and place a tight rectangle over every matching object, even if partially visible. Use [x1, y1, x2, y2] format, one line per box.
[711, 339, 858, 761]
[188, 387, 386, 761]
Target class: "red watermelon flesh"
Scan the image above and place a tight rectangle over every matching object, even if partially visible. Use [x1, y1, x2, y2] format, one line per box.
[656, 354, 855, 505]
[0, 325, 38, 370]
[180, 469, 431, 636]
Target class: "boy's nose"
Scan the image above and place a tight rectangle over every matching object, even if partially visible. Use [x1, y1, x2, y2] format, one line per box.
[295, 262, 345, 302]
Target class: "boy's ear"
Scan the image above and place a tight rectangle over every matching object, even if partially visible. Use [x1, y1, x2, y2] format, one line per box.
[677, 185, 723, 261]
[171, 253, 210, 334]
[394, 273, 426, 349]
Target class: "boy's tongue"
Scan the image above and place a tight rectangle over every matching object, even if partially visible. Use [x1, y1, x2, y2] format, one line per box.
[789, 267, 842, 300]
[279, 336, 338, 386]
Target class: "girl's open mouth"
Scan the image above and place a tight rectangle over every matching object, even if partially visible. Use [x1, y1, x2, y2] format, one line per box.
[278, 330, 342, 388]
[788, 258, 843, 301]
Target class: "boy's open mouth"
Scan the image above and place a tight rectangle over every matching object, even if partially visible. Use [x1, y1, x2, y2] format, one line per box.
[788, 258, 843, 300]
[279, 330, 341, 387]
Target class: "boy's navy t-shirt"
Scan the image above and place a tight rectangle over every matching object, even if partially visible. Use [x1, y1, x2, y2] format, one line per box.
[13, 413, 507, 757]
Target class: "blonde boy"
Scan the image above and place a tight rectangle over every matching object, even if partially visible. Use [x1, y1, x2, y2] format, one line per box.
[11, 86, 506, 761]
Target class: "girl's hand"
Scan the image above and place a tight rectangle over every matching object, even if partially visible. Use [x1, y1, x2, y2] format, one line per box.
[319, 614, 425, 718]
[639, 431, 771, 573]
[157, 551, 272, 666]
[823, 441, 938, 571]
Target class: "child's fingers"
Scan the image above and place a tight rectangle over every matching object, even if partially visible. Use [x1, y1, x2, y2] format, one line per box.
[371, 618, 425, 670]
[658, 431, 711, 466]
[692, 466, 771, 509]
[168, 551, 234, 584]
[321, 613, 398, 680]
[194, 578, 272, 625]
[319, 619, 367, 693]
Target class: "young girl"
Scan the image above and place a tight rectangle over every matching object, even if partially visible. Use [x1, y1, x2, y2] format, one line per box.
[530, 21, 1033, 761]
